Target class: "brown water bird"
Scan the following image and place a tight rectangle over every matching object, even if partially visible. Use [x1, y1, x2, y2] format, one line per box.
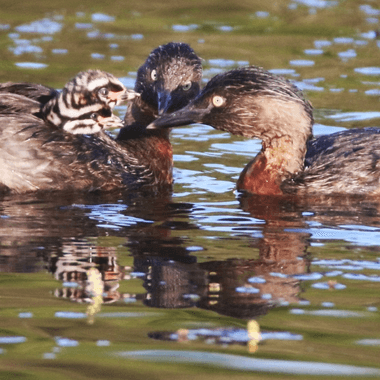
[0, 43, 202, 193]
[0, 69, 132, 134]
[116, 41, 203, 187]
[148, 65, 380, 196]
[0, 70, 138, 192]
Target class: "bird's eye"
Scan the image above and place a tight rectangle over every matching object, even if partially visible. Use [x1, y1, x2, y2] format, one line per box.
[151, 69, 157, 81]
[182, 82, 192, 91]
[98, 87, 109, 96]
[90, 113, 98, 120]
[212, 96, 225, 107]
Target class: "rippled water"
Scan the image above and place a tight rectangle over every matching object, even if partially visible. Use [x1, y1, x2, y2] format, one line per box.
[1, 0, 380, 379]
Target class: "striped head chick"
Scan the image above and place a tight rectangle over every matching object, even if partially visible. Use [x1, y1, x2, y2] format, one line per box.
[60, 106, 124, 134]
[64, 69, 138, 109]
[41, 70, 138, 134]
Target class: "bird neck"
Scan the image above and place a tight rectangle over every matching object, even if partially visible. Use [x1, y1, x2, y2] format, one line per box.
[41, 96, 59, 126]
[117, 130, 173, 186]
[117, 96, 173, 185]
[124, 96, 157, 128]
[237, 134, 308, 195]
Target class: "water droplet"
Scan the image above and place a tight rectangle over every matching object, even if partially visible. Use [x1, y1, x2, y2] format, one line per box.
[15, 62, 48, 69]
[334, 37, 354, 44]
[52, 49, 68, 54]
[312, 282, 346, 289]
[304, 49, 324, 55]
[270, 272, 288, 278]
[91, 13, 115, 22]
[292, 273, 323, 281]
[55, 337, 79, 347]
[247, 276, 266, 284]
[359, 5, 380, 16]
[235, 286, 260, 294]
[321, 302, 335, 308]
[96, 340, 110, 346]
[0, 336, 27, 344]
[75, 23, 93, 29]
[15, 18, 62, 34]
[172, 24, 198, 32]
[255, 11, 270, 18]
[293, 0, 338, 8]
[269, 68, 296, 75]
[314, 40, 332, 48]
[356, 339, 380, 346]
[365, 89, 380, 96]
[289, 59, 315, 67]
[18, 312, 33, 318]
[55, 311, 86, 319]
[217, 26, 234, 32]
[290, 308, 305, 315]
[208, 59, 237, 67]
[131, 34, 144, 40]
[43, 353, 56, 359]
[11, 45, 43, 55]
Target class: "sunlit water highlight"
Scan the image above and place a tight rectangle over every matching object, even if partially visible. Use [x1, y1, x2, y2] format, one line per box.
[118, 350, 380, 376]
[1, 1, 380, 378]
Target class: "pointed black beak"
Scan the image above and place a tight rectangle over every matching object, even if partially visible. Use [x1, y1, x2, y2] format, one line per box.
[147, 103, 209, 130]
[157, 90, 172, 116]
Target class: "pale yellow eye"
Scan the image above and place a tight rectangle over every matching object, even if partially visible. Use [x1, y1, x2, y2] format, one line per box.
[182, 82, 192, 91]
[212, 95, 225, 107]
[151, 69, 157, 81]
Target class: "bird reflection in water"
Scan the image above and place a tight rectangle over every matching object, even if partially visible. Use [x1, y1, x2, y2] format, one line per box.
[51, 242, 128, 322]
[4, 186, 379, 344]
[0, 190, 313, 324]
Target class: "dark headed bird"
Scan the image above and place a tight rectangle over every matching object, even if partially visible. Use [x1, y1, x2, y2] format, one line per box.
[148, 65, 380, 196]
[118, 41, 202, 138]
[0, 42, 203, 193]
[116, 42, 203, 186]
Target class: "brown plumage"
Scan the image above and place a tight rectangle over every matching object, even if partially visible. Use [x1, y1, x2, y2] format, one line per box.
[148, 65, 380, 196]
[116, 42, 203, 188]
[0, 43, 202, 193]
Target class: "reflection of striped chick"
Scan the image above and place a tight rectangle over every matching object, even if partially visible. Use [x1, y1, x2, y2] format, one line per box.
[42, 70, 138, 134]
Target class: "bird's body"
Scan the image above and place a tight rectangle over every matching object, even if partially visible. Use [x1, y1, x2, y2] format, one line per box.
[0, 120, 151, 192]
[0, 43, 202, 194]
[116, 42, 203, 188]
[149, 65, 380, 196]
[294, 128, 380, 195]
[0, 70, 140, 193]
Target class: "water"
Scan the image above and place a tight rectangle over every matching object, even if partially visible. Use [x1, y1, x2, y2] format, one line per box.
[1, 0, 380, 379]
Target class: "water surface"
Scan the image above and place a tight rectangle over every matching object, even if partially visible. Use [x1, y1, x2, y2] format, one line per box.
[0, 0, 380, 379]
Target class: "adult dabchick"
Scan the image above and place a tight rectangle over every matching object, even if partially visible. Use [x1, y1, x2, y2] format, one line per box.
[0, 70, 138, 193]
[116, 42, 202, 186]
[148, 66, 380, 196]
[0, 43, 203, 193]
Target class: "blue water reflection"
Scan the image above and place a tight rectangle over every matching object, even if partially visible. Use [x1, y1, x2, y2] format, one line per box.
[1, 1, 380, 377]
[118, 350, 380, 376]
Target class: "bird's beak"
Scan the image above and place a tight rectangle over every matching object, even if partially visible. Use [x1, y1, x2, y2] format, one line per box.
[147, 103, 208, 130]
[157, 89, 172, 116]
[113, 89, 140, 104]
[98, 114, 124, 130]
